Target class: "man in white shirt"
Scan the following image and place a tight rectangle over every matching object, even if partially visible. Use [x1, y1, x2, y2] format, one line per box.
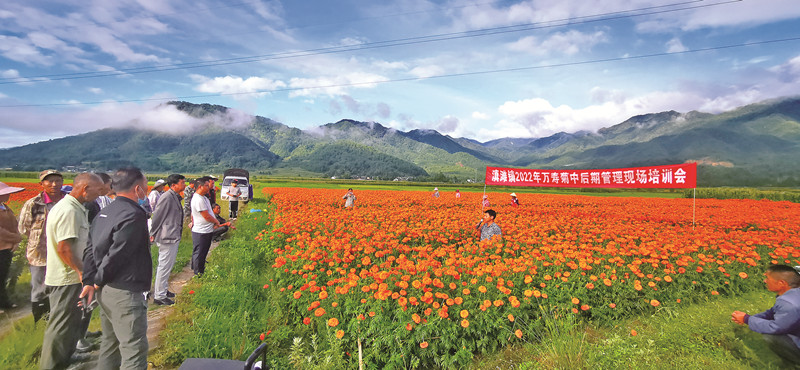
[226, 179, 241, 219]
[190, 177, 220, 276]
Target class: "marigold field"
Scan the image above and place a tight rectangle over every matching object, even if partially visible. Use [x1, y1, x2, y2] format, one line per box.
[248, 187, 800, 368]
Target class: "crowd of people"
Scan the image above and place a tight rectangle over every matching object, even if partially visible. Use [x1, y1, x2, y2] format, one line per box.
[1, 176, 799, 367]
[0, 168, 239, 369]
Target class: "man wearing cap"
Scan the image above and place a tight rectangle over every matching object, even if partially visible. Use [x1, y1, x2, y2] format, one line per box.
[150, 174, 186, 306]
[510, 193, 519, 207]
[0, 182, 25, 310]
[40, 173, 103, 369]
[18, 169, 65, 321]
[225, 179, 241, 219]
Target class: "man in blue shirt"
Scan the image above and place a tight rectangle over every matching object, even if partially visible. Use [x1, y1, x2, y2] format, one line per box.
[732, 264, 800, 364]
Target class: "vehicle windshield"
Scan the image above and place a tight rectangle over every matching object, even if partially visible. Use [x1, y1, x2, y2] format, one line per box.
[222, 178, 248, 186]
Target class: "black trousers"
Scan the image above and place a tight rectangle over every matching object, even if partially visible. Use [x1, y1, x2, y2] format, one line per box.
[229, 200, 239, 218]
[0, 249, 12, 307]
[191, 232, 213, 275]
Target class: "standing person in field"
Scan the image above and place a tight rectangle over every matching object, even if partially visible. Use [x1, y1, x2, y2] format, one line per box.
[148, 179, 166, 212]
[455, 189, 461, 199]
[475, 209, 502, 242]
[204, 175, 218, 204]
[183, 179, 195, 220]
[732, 264, 800, 364]
[343, 188, 356, 208]
[94, 173, 114, 210]
[149, 174, 186, 306]
[190, 176, 221, 276]
[433, 188, 440, 198]
[0, 182, 24, 311]
[18, 169, 65, 322]
[482, 194, 490, 208]
[226, 179, 241, 219]
[510, 193, 519, 207]
[40, 173, 103, 370]
[82, 167, 152, 370]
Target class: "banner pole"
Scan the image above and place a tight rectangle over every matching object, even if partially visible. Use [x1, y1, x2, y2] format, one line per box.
[693, 188, 696, 229]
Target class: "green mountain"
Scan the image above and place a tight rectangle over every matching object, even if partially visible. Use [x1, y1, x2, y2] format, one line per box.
[1, 97, 799, 186]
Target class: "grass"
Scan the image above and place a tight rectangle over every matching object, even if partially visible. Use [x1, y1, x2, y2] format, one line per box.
[470, 290, 787, 369]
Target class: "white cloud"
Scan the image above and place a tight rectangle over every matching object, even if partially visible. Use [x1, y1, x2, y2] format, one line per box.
[508, 30, 607, 56]
[436, 115, 460, 133]
[472, 111, 490, 120]
[88, 87, 104, 94]
[0, 35, 52, 66]
[409, 65, 445, 79]
[288, 71, 385, 97]
[666, 37, 687, 53]
[192, 74, 287, 98]
[0, 98, 265, 148]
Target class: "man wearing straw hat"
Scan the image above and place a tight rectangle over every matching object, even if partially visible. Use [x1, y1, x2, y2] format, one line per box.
[0, 182, 25, 311]
[18, 169, 65, 322]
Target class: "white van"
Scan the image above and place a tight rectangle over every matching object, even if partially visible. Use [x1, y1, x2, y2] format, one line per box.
[220, 168, 251, 202]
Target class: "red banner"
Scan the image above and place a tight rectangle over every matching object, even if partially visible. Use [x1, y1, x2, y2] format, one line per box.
[485, 163, 697, 188]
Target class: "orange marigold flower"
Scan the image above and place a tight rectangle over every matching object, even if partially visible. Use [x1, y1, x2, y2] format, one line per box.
[460, 319, 469, 328]
[319, 290, 328, 299]
[420, 341, 429, 349]
[508, 314, 515, 322]
[493, 299, 504, 307]
[711, 290, 719, 295]
[630, 329, 638, 336]
[303, 317, 311, 325]
[327, 317, 339, 327]
[514, 329, 523, 338]
[336, 329, 344, 339]
[580, 304, 590, 311]
[609, 303, 616, 308]
[478, 285, 487, 293]
[650, 299, 660, 307]
[406, 323, 413, 331]
[293, 291, 302, 299]
[571, 297, 580, 305]
[412, 313, 421, 324]
[314, 308, 326, 317]
[460, 309, 469, 318]
[738, 272, 748, 279]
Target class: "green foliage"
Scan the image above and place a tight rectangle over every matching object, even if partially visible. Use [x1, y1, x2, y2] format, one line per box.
[285, 141, 428, 180]
[686, 188, 800, 203]
[0, 317, 45, 370]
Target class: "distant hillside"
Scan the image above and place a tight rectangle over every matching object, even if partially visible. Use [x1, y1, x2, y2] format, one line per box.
[1, 97, 799, 186]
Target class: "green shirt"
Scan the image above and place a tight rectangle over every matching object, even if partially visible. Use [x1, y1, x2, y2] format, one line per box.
[45, 194, 89, 286]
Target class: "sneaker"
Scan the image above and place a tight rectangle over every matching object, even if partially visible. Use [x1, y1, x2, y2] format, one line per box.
[166, 290, 176, 298]
[75, 338, 94, 353]
[153, 298, 174, 306]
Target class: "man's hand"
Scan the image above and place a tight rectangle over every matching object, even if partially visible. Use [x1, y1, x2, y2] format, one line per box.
[80, 285, 96, 306]
[731, 311, 747, 325]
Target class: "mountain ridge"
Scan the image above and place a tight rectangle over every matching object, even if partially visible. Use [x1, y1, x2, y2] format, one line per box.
[1, 96, 799, 186]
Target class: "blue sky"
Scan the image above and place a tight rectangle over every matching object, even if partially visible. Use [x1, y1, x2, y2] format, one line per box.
[1, 0, 799, 148]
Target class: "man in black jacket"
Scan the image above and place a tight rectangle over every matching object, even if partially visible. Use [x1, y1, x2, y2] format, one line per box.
[149, 174, 186, 306]
[82, 167, 151, 370]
